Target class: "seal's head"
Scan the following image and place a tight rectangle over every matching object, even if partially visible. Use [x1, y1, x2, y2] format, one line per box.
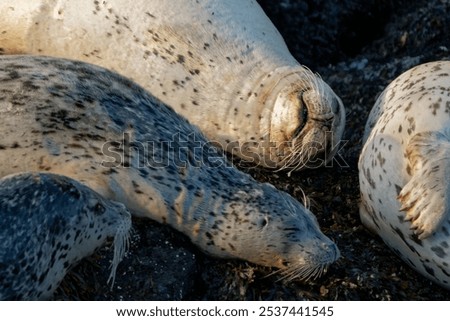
[201, 182, 339, 281]
[268, 68, 345, 172]
[0, 172, 131, 300]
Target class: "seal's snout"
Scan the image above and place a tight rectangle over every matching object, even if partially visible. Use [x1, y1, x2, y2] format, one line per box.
[278, 237, 340, 282]
[310, 237, 340, 266]
[112, 201, 132, 221]
[332, 95, 345, 129]
[325, 241, 340, 263]
[330, 95, 341, 115]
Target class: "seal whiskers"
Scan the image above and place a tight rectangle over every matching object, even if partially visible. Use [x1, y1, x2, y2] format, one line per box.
[262, 191, 338, 282]
[276, 261, 329, 283]
[270, 67, 343, 172]
[108, 220, 132, 286]
[0, 55, 339, 295]
[0, 0, 345, 170]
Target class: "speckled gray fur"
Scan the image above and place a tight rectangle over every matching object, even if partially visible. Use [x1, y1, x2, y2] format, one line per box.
[0, 55, 339, 297]
[0, 172, 131, 300]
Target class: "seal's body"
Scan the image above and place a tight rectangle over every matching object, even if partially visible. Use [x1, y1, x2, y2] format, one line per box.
[0, 172, 131, 300]
[0, 55, 339, 284]
[359, 61, 450, 289]
[0, 0, 345, 170]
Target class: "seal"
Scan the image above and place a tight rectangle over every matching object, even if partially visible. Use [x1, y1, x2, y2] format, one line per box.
[0, 172, 131, 300]
[0, 55, 339, 284]
[0, 0, 345, 171]
[359, 61, 450, 290]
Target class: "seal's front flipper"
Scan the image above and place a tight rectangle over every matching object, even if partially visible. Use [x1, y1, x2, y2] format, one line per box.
[398, 130, 450, 239]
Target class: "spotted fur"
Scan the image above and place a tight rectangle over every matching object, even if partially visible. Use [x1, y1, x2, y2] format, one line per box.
[0, 55, 339, 290]
[0, 172, 131, 300]
[359, 61, 450, 289]
[0, 0, 345, 170]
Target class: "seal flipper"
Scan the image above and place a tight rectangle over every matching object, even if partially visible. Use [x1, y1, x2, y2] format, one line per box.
[398, 130, 450, 239]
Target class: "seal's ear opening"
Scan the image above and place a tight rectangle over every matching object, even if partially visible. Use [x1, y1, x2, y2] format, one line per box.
[257, 216, 270, 230]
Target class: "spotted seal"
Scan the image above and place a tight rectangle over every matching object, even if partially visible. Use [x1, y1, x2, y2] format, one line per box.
[0, 55, 339, 285]
[0, 0, 345, 171]
[0, 172, 131, 300]
[359, 61, 450, 289]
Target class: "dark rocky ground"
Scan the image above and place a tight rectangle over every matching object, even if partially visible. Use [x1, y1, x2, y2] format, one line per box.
[54, 0, 450, 300]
